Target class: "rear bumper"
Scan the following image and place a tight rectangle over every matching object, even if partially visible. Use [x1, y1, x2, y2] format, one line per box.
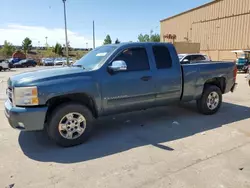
[4, 100, 48, 131]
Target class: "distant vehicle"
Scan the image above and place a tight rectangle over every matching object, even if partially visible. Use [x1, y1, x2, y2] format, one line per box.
[44, 58, 54, 66]
[0, 60, 10, 71]
[8, 58, 22, 64]
[178, 54, 211, 64]
[231, 50, 250, 73]
[8, 58, 22, 68]
[14, 59, 37, 68]
[5, 42, 237, 147]
[41, 58, 46, 64]
[54, 57, 74, 66]
[69, 58, 74, 64]
[54, 58, 65, 66]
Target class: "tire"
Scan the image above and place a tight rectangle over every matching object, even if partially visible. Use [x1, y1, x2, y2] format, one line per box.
[0, 66, 2, 71]
[47, 103, 94, 147]
[196, 85, 222, 115]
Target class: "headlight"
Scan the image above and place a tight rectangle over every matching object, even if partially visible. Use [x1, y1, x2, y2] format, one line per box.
[14, 86, 39, 106]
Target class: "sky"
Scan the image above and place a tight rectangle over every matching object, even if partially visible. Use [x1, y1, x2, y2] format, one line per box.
[1, 0, 211, 48]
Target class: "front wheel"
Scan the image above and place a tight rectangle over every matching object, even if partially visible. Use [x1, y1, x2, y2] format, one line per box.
[196, 85, 222, 115]
[47, 103, 94, 147]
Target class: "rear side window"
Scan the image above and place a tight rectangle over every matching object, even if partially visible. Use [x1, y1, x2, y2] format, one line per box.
[114, 47, 150, 71]
[152, 46, 172, 69]
[192, 55, 206, 61]
[185, 55, 192, 61]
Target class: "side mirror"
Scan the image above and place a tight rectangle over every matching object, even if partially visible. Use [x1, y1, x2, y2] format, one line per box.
[182, 59, 190, 64]
[108, 60, 127, 72]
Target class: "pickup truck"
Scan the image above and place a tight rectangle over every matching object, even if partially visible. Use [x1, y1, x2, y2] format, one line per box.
[4, 42, 237, 147]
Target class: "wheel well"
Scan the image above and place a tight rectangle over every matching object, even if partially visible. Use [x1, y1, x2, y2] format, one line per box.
[45, 93, 98, 123]
[204, 77, 226, 93]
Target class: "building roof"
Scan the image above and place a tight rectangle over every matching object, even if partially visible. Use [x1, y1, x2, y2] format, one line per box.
[160, 0, 221, 22]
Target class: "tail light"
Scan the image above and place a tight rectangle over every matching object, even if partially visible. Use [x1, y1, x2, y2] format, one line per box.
[233, 65, 237, 82]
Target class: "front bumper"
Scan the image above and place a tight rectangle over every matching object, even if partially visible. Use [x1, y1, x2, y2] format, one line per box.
[4, 100, 48, 131]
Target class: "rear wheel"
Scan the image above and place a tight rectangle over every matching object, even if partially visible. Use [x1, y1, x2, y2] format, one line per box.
[196, 85, 222, 115]
[47, 103, 94, 147]
[0, 67, 2, 71]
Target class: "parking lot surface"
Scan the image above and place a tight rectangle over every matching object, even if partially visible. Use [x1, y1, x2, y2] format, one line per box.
[0, 68, 250, 188]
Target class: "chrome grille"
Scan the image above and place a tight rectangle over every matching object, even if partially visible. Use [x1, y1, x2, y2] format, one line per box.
[7, 87, 13, 103]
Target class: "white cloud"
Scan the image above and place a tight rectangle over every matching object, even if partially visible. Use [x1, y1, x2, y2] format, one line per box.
[0, 24, 103, 48]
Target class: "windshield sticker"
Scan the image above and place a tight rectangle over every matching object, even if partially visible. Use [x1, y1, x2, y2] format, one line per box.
[96, 52, 107, 56]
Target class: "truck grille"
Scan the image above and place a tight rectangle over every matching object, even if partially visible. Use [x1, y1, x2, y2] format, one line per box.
[7, 87, 13, 103]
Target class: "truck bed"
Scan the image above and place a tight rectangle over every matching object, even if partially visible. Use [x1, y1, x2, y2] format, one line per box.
[181, 61, 236, 102]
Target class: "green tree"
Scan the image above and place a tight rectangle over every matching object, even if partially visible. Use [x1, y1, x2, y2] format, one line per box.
[103, 34, 112, 45]
[54, 43, 63, 55]
[138, 30, 160, 42]
[115, 38, 121, 44]
[43, 47, 56, 57]
[149, 30, 160, 42]
[138, 34, 150, 42]
[0, 40, 15, 58]
[22, 37, 32, 54]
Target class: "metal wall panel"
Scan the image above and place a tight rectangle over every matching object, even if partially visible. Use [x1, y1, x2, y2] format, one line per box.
[161, 0, 250, 50]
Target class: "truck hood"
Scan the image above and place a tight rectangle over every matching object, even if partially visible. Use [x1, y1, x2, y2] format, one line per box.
[9, 67, 86, 86]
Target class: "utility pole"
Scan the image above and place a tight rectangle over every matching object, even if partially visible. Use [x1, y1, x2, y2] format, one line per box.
[45, 36, 48, 47]
[62, 0, 69, 66]
[93, 20, 95, 49]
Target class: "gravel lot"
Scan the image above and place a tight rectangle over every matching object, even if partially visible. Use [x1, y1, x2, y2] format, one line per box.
[0, 67, 250, 188]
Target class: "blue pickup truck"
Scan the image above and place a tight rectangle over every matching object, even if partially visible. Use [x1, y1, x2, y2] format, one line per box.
[5, 43, 237, 147]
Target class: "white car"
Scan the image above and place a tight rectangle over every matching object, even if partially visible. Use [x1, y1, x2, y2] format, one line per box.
[54, 58, 65, 66]
[178, 53, 211, 64]
[54, 58, 73, 66]
[0, 60, 10, 71]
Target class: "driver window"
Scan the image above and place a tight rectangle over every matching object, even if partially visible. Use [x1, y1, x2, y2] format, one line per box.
[114, 47, 150, 71]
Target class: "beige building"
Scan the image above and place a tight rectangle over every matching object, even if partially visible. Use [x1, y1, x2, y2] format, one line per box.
[160, 0, 250, 61]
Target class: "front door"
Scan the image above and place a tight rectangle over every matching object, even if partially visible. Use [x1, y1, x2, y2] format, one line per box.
[101, 47, 155, 114]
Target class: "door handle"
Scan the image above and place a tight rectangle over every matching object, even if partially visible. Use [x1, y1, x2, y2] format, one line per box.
[141, 76, 152, 81]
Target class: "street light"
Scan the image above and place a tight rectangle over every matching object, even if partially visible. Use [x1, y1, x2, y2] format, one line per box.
[62, 0, 69, 66]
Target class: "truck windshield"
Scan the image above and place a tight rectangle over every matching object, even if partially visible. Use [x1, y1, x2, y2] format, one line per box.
[73, 45, 117, 70]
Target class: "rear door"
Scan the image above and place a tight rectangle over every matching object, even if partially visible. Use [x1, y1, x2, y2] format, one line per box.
[151, 44, 182, 105]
